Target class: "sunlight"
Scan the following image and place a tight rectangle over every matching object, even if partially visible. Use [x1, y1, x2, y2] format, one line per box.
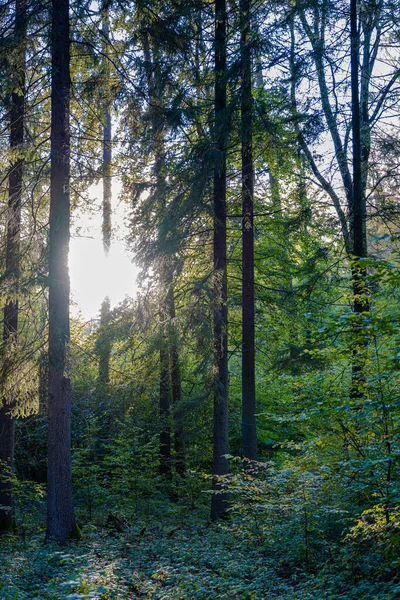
[70, 237, 138, 321]
[69, 182, 138, 321]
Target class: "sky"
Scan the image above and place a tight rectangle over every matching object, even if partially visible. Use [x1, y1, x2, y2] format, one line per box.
[69, 181, 138, 321]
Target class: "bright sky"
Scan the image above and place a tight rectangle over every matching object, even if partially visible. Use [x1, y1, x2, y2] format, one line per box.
[69, 181, 138, 321]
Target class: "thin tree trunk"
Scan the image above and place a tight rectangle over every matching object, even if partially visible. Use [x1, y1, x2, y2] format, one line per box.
[167, 287, 185, 476]
[155, 127, 172, 480]
[294, 5, 370, 402]
[159, 295, 171, 477]
[0, 0, 27, 534]
[97, 297, 111, 386]
[102, 108, 112, 253]
[350, 0, 367, 273]
[97, 6, 112, 389]
[211, 0, 229, 521]
[141, 34, 173, 478]
[46, 0, 77, 543]
[102, 8, 112, 257]
[350, 0, 369, 402]
[240, 0, 257, 461]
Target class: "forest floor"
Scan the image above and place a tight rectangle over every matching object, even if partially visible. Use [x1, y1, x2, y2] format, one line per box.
[0, 501, 399, 600]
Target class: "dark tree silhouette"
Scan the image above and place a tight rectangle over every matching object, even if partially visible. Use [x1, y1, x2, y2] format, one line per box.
[46, 0, 77, 543]
[240, 0, 257, 461]
[0, 0, 27, 533]
[211, 0, 229, 521]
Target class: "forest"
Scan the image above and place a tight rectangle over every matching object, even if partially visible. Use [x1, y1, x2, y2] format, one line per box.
[0, 0, 400, 598]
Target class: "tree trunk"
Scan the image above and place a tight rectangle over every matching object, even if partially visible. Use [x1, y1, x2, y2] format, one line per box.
[97, 297, 111, 386]
[102, 8, 112, 257]
[159, 295, 171, 477]
[46, 0, 77, 543]
[167, 287, 185, 476]
[240, 0, 257, 461]
[211, 0, 229, 521]
[102, 109, 112, 252]
[141, 34, 174, 478]
[97, 7, 112, 389]
[0, 0, 27, 534]
[350, 0, 369, 402]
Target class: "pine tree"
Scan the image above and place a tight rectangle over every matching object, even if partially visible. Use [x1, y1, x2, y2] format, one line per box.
[211, 0, 229, 521]
[167, 286, 185, 476]
[240, 0, 257, 461]
[46, 0, 77, 543]
[0, 0, 27, 533]
[97, 2, 112, 390]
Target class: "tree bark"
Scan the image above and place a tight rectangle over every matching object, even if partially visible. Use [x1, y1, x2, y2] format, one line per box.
[211, 0, 229, 521]
[46, 0, 77, 543]
[102, 111, 112, 254]
[141, 34, 174, 478]
[350, 0, 369, 402]
[240, 0, 257, 461]
[97, 6, 112, 389]
[292, 5, 370, 402]
[167, 287, 185, 476]
[159, 295, 171, 477]
[102, 8, 112, 256]
[0, 0, 27, 534]
[97, 297, 111, 386]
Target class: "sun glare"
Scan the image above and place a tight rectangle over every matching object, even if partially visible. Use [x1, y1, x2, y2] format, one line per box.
[69, 183, 138, 321]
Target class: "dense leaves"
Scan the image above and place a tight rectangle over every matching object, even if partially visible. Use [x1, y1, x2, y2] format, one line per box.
[1, 0, 400, 596]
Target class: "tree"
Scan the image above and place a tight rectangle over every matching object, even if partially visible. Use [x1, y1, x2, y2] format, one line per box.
[101, 4, 112, 258]
[287, 0, 398, 401]
[349, 0, 369, 400]
[97, 2, 112, 390]
[0, 0, 27, 533]
[167, 287, 186, 476]
[211, 0, 229, 521]
[46, 0, 77, 543]
[240, 0, 257, 460]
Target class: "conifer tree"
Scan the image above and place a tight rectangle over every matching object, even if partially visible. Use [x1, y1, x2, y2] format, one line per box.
[101, 4, 112, 258]
[0, 0, 27, 533]
[46, 0, 77, 543]
[97, 2, 112, 390]
[167, 286, 185, 476]
[240, 0, 257, 461]
[211, 0, 229, 521]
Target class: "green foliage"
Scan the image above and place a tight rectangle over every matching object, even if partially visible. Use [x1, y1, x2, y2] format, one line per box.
[1, 1, 400, 598]
[1, 502, 400, 600]
[345, 504, 400, 580]
[215, 458, 347, 570]
[102, 418, 160, 515]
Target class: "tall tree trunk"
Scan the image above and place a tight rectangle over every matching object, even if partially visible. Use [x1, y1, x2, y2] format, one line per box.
[46, 0, 77, 543]
[97, 6, 112, 389]
[102, 106, 112, 251]
[167, 287, 185, 476]
[240, 0, 257, 461]
[97, 297, 111, 386]
[102, 108, 112, 255]
[159, 293, 171, 477]
[155, 122, 172, 479]
[350, 0, 369, 402]
[141, 34, 173, 478]
[102, 7, 112, 257]
[0, 0, 27, 533]
[211, 0, 229, 521]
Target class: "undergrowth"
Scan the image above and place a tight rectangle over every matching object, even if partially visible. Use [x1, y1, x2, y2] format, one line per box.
[1, 495, 400, 600]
